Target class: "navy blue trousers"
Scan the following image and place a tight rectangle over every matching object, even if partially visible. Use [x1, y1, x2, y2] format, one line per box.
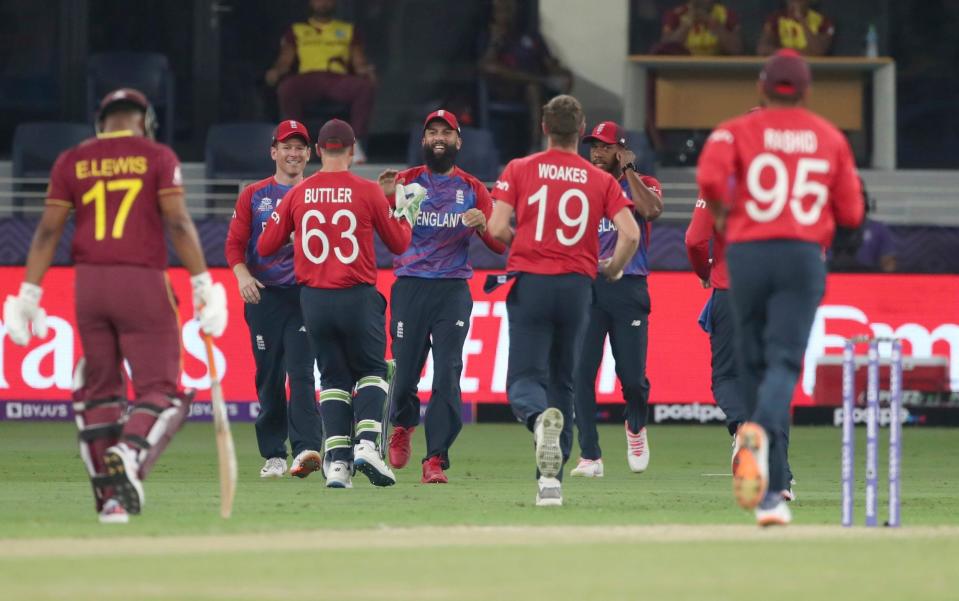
[244, 285, 322, 459]
[300, 285, 389, 462]
[726, 241, 824, 493]
[506, 273, 592, 481]
[574, 275, 651, 460]
[389, 277, 473, 468]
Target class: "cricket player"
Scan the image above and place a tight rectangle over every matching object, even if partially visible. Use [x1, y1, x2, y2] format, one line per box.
[488, 95, 640, 507]
[225, 120, 323, 480]
[687, 192, 798, 501]
[258, 119, 412, 489]
[571, 121, 663, 478]
[3, 88, 228, 523]
[697, 50, 863, 525]
[376, 110, 506, 483]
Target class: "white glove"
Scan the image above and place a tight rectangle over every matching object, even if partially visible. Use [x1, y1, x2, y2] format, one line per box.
[3, 282, 48, 346]
[190, 272, 228, 337]
[393, 182, 427, 224]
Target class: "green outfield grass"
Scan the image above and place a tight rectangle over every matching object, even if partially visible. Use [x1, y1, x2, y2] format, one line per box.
[0, 422, 957, 600]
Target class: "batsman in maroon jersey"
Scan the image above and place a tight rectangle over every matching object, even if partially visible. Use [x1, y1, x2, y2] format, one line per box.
[488, 95, 639, 507]
[259, 118, 411, 489]
[697, 50, 863, 526]
[3, 88, 228, 524]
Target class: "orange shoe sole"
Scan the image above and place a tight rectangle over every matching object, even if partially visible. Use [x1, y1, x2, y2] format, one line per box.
[732, 424, 768, 510]
[291, 453, 322, 479]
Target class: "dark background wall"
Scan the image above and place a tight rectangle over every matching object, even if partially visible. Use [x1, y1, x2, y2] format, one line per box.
[1, 0, 957, 167]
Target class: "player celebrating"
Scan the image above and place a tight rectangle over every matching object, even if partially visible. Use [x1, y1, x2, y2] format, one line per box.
[225, 120, 323, 480]
[488, 95, 639, 507]
[258, 119, 411, 489]
[571, 121, 663, 478]
[697, 50, 862, 525]
[3, 88, 228, 523]
[376, 110, 505, 483]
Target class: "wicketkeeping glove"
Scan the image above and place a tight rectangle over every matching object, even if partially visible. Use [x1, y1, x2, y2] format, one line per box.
[191, 272, 228, 337]
[3, 282, 48, 346]
[393, 182, 427, 224]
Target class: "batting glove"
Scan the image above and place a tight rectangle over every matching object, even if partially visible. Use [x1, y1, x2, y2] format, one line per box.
[191, 272, 228, 337]
[3, 282, 48, 346]
[393, 182, 427, 224]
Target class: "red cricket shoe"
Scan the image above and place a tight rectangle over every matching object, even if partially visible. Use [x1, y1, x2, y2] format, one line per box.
[421, 456, 448, 484]
[388, 425, 415, 468]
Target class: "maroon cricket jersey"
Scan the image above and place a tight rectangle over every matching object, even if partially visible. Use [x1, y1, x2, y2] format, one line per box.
[46, 130, 184, 269]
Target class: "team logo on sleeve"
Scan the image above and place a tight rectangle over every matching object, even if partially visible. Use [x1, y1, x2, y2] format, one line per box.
[707, 129, 734, 144]
[495, 180, 509, 191]
[172, 165, 183, 186]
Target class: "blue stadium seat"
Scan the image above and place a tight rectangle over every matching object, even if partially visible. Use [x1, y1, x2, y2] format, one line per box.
[205, 123, 278, 181]
[87, 52, 175, 145]
[12, 122, 95, 214]
[205, 122, 278, 209]
[406, 124, 501, 182]
[12, 122, 95, 179]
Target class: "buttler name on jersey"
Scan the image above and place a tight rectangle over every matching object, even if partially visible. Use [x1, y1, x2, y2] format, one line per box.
[304, 187, 353, 203]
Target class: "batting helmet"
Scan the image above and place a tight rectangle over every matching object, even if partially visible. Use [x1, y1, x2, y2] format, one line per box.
[96, 88, 158, 139]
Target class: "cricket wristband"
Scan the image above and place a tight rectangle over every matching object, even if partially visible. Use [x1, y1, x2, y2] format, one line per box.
[622, 162, 636, 173]
[19, 282, 42, 306]
[190, 271, 213, 291]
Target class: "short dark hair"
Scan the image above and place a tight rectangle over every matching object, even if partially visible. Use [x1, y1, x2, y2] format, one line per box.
[542, 95, 584, 146]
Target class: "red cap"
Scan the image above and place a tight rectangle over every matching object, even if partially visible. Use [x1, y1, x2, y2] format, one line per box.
[423, 109, 461, 134]
[98, 88, 151, 116]
[273, 120, 311, 144]
[316, 119, 356, 149]
[760, 49, 811, 99]
[582, 121, 627, 146]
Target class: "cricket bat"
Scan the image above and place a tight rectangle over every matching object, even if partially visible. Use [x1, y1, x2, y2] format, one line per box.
[204, 334, 237, 518]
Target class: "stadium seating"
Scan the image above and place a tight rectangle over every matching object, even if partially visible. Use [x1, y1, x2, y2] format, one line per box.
[204, 122, 278, 209]
[86, 52, 175, 145]
[11, 122, 95, 213]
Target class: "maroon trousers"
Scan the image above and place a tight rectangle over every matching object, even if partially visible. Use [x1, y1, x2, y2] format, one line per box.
[75, 264, 182, 440]
[277, 71, 375, 138]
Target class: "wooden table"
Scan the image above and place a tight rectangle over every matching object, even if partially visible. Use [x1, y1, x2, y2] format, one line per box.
[623, 55, 897, 169]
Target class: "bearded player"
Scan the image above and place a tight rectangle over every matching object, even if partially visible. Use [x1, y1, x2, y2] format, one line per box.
[376, 110, 505, 483]
[4, 88, 228, 523]
[571, 121, 663, 478]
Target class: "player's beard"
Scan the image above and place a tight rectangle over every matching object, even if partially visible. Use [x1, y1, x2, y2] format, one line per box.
[423, 143, 458, 174]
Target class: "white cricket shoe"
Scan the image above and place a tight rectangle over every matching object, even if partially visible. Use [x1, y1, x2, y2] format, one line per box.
[259, 457, 288, 479]
[290, 450, 323, 479]
[534, 408, 564, 478]
[756, 493, 792, 527]
[103, 443, 144, 514]
[536, 476, 563, 507]
[625, 424, 650, 473]
[98, 499, 129, 524]
[353, 440, 397, 487]
[325, 460, 353, 489]
[570, 458, 604, 478]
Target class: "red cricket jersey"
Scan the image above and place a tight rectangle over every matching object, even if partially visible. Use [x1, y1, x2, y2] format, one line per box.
[491, 148, 634, 277]
[685, 197, 728, 290]
[257, 170, 411, 289]
[697, 107, 863, 248]
[45, 130, 183, 269]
